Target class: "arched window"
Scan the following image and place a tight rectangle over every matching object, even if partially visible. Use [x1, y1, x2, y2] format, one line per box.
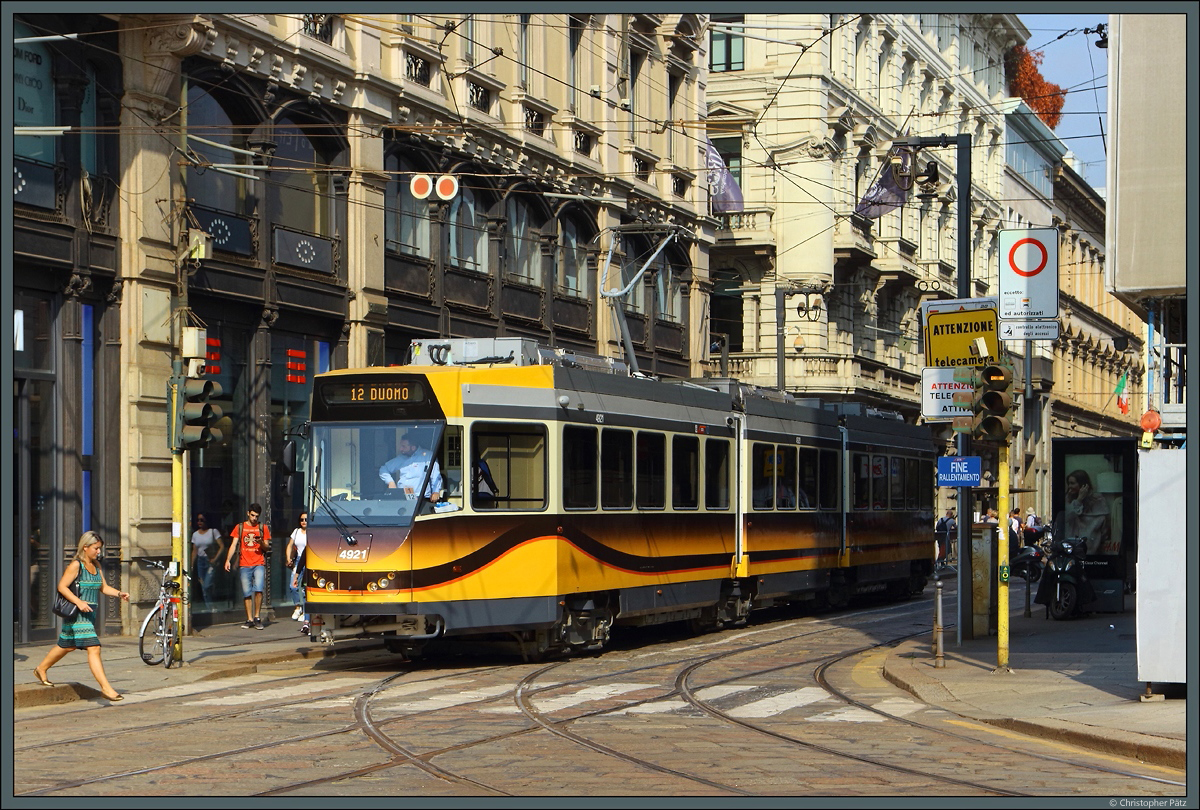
[447, 182, 489, 274]
[384, 153, 429, 257]
[81, 63, 98, 177]
[185, 83, 253, 216]
[653, 246, 688, 324]
[505, 194, 547, 286]
[556, 215, 590, 298]
[618, 232, 651, 315]
[270, 113, 341, 237]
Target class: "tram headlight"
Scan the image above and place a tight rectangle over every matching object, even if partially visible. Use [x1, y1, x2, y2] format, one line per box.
[317, 577, 327, 588]
[325, 581, 335, 591]
[386, 571, 396, 580]
[367, 581, 378, 592]
[378, 577, 390, 589]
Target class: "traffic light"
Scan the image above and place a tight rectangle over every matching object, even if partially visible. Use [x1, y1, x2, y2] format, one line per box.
[170, 375, 223, 451]
[972, 363, 1013, 441]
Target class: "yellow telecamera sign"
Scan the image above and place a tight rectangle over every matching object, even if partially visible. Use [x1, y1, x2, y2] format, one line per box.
[924, 308, 999, 367]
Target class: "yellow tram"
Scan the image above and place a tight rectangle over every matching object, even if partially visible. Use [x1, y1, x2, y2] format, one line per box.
[291, 338, 936, 657]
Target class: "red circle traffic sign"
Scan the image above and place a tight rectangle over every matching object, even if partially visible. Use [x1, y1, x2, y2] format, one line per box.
[1008, 237, 1048, 277]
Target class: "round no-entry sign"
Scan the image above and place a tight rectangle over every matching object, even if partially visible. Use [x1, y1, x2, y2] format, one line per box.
[1008, 237, 1048, 276]
[998, 227, 1059, 320]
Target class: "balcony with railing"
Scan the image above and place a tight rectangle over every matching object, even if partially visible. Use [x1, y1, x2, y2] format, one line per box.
[714, 206, 774, 245]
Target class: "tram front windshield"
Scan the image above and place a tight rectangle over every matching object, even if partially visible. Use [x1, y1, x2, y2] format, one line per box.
[309, 421, 444, 527]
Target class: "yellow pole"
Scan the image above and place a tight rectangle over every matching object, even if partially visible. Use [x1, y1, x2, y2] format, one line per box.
[996, 442, 1011, 671]
[171, 382, 185, 665]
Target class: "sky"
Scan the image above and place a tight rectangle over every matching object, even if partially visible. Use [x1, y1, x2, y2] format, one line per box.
[1017, 13, 1110, 192]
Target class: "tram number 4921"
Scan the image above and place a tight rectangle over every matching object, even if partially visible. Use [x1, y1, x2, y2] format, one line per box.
[337, 548, 369, 561]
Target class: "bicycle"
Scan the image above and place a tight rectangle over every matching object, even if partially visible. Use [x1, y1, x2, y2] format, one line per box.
[138, 558, 187, 668]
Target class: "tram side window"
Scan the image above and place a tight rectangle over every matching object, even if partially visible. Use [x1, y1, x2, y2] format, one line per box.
[798, 447, 819, 510]
[601, 428, 634, 509]
[871, 454, 888, 510]
[563, 425, 597, 509]
[473, 422, 547, 510]
[905, 458, 920, 510]
[705, 438, 731, 510]
[636, 432, 666, 509]
[819, 449, 839, 510]
[852, 452, 870, 510]
[872, 454, 888, 510]
[890, 457, 905, 510]
[672, 435, 699, 509]
[919, 459, 934, 510]
[751, 443, 775, 510]
[776, 446, 798, 510]
[439, 426, 464, 502]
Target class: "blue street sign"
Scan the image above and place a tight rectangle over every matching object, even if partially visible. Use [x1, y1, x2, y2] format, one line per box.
[938, 455, 981, 487]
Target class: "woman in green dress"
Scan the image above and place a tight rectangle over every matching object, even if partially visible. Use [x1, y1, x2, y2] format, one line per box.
[33, 531, 130, 701]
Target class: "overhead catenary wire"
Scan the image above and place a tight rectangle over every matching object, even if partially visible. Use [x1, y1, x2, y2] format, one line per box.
[17, 13, 1108, 275]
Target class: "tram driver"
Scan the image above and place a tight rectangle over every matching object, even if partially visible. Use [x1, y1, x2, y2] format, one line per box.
[379, 433, 444, 504]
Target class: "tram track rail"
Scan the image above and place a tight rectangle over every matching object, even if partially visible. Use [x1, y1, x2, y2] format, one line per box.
[14, 596, 1184, 797]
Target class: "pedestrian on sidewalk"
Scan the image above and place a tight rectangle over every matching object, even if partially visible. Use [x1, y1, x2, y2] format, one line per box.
[225, 503, 271, 629]
[286, 511, 309, 630]
[190, 513, 225, 605]
[934, 508, 956, 563]
[1023, 506, 1043, 546]
[32, 531, 130, 701]
[1008, 507, 1023, 559]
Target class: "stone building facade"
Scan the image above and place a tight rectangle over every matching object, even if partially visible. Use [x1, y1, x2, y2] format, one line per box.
[12, 12, 713, 639]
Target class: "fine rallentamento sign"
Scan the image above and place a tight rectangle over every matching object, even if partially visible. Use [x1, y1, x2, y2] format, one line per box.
[938, 456, 981, 487]
[924, 306, 999, 367]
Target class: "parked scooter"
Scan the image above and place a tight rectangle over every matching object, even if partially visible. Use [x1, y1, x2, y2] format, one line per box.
[1011, 527, 1049, 583]
[1033, 532, 1096, 619]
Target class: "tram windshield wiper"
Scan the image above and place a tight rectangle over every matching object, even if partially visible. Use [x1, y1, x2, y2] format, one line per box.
[308, 457, 368, 543]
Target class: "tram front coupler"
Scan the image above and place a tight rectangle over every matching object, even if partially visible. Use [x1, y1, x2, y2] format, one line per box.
[311, 614, 445, 646]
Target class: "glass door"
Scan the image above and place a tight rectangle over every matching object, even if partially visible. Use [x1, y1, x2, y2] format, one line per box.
[14, 377, 57, 642]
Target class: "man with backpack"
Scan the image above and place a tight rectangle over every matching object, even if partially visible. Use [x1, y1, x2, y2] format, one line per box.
[224, 503, 271, 629]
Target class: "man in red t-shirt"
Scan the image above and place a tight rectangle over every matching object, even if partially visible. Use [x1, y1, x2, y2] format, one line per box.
[224, 503, 271, 629]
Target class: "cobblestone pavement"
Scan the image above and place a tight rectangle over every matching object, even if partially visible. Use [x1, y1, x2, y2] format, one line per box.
[12, 582, 1187, 797]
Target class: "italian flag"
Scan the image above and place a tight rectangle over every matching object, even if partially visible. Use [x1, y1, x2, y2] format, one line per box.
[1115, 371, 1130, 415]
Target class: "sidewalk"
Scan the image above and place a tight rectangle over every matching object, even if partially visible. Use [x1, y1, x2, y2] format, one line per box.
[13, 614, 384, 709]
[882, 575, 1186, 769]
[14, 584, 1185, 770]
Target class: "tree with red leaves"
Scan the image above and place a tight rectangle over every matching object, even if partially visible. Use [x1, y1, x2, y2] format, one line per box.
[1005, 44, 1066, 129]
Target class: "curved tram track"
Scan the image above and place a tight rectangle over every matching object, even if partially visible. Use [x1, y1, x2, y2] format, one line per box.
[15, 597, 1184, 797]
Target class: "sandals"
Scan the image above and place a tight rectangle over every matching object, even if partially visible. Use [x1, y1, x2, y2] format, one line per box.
[33, 668, 55, 687]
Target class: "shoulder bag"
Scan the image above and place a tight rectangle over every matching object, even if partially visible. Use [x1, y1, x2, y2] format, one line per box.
[52, 579, 81, 621]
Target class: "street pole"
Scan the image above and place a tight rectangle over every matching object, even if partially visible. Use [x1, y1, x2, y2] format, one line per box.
[776, 288, 787, 391]
[169, 81, 188, 661]
[900, 133, 973, 644]
[954, 133, 972, 645]
[996, 441, 1011, 672]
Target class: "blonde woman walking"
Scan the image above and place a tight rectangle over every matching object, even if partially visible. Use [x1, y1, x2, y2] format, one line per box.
[32, 531, 130, 701]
